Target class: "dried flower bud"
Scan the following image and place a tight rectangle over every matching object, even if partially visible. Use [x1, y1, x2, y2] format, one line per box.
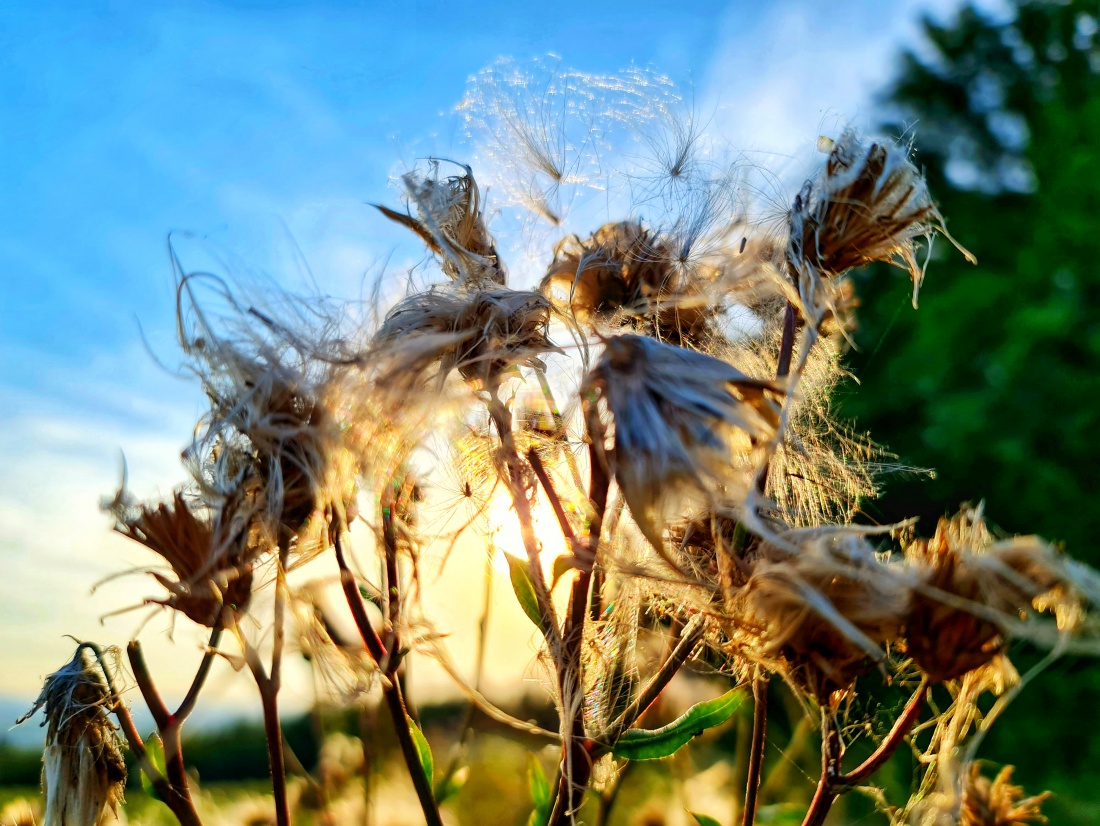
[376, 163, 505, 286]
[19, 647, 127, 826]
[541, 221, 715, 344]
[373, 287, 558, 389]
[905, 507, 1073, 683]
[961, 764, 1049, 825]
[582, 335, 782, 560]
[787, 130, 974, 324]
[108, 490, 253, 626]
[729, 533, 909, 701]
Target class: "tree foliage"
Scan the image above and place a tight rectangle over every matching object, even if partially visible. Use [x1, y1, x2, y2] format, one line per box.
[845, 0, 1100, 797]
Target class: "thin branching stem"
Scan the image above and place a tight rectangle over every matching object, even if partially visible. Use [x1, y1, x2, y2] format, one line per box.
[82, 642, 203, 826]
[487, 387, 563, 655]
[332, 506, 444, 826]
[741, 671, 770, 826]
[548, 431, 610, 826]
[801, 713, 842, 826]
[838, 680, 927, 786]
[176, 620, 224, 723]
[598, 616, 705, 752]
[799, 681, 928, 826]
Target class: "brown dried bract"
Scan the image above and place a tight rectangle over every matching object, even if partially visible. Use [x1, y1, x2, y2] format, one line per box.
[961, 764, 1049, 825]
[111, 491, 254, 627]
[787, 130, 974, 325]
[905, 508, 1070, 683]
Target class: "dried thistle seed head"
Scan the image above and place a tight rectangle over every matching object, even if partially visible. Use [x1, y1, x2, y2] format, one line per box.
[728, 534, 910, 701]
[787, 129, 974, 320]
[582, 334, 782, 559]
[373, 287, 558, 389]
[107, 490, 254, 626]
[19, 647, 126, 826]
[961, 764, 1050, 826]
[540, 221, 717, 345]
[175, 278, 361, 555]
[905, 507, 1074, 683]
[376, 163, 505, 286]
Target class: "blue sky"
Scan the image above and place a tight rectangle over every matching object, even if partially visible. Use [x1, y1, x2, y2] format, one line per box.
[0, 0, 988, 737]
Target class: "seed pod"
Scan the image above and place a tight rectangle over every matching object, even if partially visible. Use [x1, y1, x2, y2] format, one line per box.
[20, 648, 127, 826]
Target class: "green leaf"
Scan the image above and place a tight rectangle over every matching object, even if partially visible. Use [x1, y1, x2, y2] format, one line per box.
[434, 765, 467, 805]
[527, 753, 551, 826]
[689, 813, 723, 826]
[755, 803, 804, 824]
[139, 733, 167, 800]
[612, 689, 744, 761]
[551, 554, 575, 587]
[505, 552, 542, 628]
[527, 753, 550, 809]
[407, 716, 434, 788]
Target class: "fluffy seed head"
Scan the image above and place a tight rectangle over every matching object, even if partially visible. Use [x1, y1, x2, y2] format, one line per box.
[787, 130, 974, 323]
[582, 334, 782, 557]
[373, 287, 558, 389]
[20, 648, 127, 826]
[540, 220, 717, 344]
[727, 533, 910, 701]
[905, 507, 1074, 683]
[376, 163, 505, 286]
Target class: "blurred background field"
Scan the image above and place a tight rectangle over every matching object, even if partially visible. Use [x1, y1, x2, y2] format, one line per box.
[4, 0, 1100, 823]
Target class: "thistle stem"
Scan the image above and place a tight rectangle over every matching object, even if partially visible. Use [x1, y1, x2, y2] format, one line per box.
[547, 434, 609, 826]
[82, 642, 203, 826]
[776, 302, 798, 380]
[801, 714, 842, 826]
[487, 391, 562, 653]
[837, 681, 927, 786]
[382, 678, 445, 826]
[741, 672, 769, 826]
[797, 681, 928, 826]
[599, 617, 705, 752]
[242, 545, 291, 826]
[332, 506, 444, 826]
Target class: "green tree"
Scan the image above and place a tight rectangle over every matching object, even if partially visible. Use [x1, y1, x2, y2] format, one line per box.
[843, 0, 1100, 805]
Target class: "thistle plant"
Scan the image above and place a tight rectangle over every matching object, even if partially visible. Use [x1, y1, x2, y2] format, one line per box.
[19, 64, 1100, 826]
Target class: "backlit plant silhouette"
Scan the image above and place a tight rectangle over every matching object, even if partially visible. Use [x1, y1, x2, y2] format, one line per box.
[21, 63, 1100, 826]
